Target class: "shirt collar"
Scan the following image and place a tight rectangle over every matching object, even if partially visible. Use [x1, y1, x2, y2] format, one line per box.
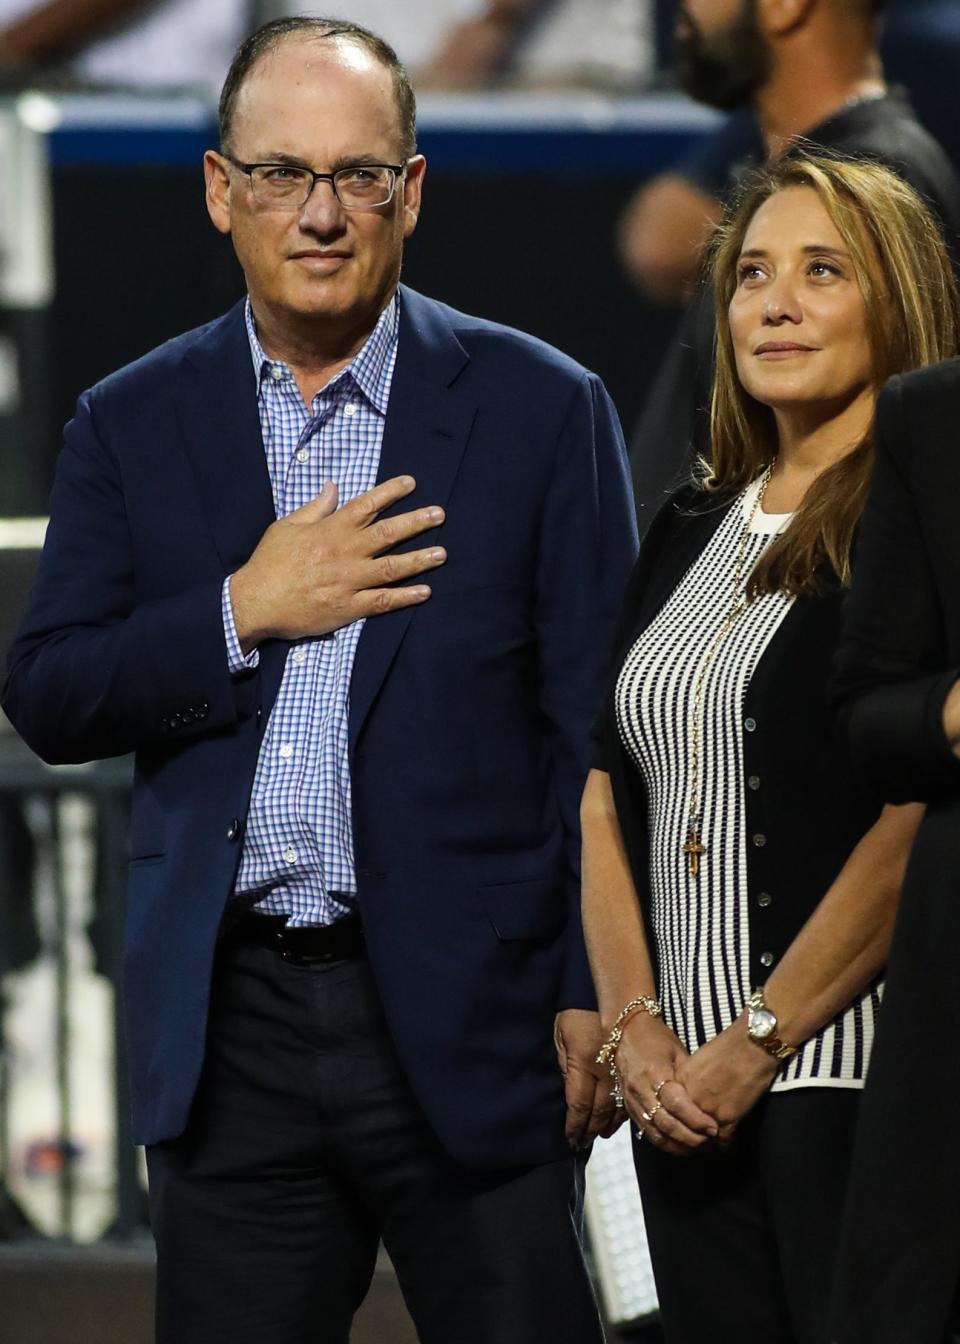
[244, 292, 400, 415]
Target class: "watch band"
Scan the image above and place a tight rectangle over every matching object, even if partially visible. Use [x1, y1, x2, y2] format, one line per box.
[746, 987, 797, 1061]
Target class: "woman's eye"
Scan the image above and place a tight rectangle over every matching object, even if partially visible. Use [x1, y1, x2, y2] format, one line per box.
[737, 264, 765, 283]
[809, 260, 840, 278]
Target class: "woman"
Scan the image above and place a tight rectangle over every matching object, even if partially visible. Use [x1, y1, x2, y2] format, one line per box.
[830, 279, 960, 1341]
[582, 152, 960, 1344]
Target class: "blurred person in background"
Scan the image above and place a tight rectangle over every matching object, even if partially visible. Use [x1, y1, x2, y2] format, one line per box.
[0, 0, 250, 94]
[3, 15, 636, 1341]
[584, 153, 960, 1344]
[269, 0, 654, 92]
[620, 0, 960, 306]
[626, 0, 960, 533]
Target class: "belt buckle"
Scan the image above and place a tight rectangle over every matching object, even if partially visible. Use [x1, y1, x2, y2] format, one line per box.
[274, 927, 334, 966]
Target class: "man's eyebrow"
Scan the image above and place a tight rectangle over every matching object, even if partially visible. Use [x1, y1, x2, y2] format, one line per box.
[249, 152, 394, 169]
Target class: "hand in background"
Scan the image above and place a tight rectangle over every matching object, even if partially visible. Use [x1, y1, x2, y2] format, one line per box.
[554, 1009, 624, 1150]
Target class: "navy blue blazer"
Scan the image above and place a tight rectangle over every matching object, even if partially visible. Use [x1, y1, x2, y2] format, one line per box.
[3, 287, 637, 1169]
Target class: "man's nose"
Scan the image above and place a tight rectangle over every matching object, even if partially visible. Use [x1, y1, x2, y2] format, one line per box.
[299, 178, 346, 232]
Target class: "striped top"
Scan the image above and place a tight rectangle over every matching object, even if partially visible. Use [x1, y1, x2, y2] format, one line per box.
[615, 478, 879, 1090]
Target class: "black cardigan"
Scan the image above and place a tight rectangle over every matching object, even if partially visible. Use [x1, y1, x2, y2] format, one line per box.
[595, 483, 883, 996]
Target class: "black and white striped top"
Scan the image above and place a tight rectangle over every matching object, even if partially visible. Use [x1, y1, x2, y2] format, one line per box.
[615, 478, 878, 1090]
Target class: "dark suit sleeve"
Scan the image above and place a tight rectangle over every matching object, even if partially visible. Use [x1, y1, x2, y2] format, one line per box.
[836, 376, 960, 802]
[535, 371, 639, 1009]
[2, 391, 250, 764]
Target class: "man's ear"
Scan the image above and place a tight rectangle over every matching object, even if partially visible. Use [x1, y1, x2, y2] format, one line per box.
[401, 155, 427, 241]
[204, 149, 233, 236]
[757, 0, 817, 38]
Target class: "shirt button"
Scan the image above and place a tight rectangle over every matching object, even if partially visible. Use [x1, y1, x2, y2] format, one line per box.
[295, 448, 309, 464]
[748, 775, 761, 790]
[758, 891, 773, 908]
[269, 366, 284, 381]
[278, 743, 294, 759]
[344, 402, 357, 417]
[752, 833, 767, 848]
[744, 717, 757, 733]
[283, 846, 298, 865]
[760, 951, 774, 968]
[292, 647, 307, 664]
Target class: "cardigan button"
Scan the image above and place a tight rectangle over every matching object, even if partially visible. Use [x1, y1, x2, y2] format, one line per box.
[744, 717, 757, 732]
[760, 951, 774, 968]
[757, 891, 773, 908]
[752, 833, 767, 848]
[748, 775, 761, 790]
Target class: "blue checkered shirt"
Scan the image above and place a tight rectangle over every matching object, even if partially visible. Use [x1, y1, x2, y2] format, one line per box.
[221, 295, 399, 925]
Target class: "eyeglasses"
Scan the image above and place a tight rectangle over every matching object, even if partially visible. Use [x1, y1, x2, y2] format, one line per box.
[226, 156, 407, 211]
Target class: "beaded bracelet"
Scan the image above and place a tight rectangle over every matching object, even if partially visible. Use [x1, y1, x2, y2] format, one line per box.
[595, 994, 662, 1108]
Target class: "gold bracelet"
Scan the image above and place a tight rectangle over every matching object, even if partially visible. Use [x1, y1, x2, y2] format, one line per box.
[595, 995, 662, 1108]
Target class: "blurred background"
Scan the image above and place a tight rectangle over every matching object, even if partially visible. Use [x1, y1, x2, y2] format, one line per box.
[0, 2, 957, 1340]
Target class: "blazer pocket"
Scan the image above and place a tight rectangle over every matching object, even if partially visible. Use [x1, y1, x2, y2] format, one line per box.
[480, 877, 567, 941]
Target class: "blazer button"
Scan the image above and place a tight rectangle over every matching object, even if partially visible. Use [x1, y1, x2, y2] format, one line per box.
[255, 707, 263, 727]
[226, 818, 242, 841]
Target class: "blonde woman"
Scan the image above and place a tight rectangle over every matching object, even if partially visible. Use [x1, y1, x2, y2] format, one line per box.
[583, 154, 960, 1344]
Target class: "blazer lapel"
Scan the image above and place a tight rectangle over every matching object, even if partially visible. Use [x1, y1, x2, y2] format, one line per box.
[174, 302, 288, 712]
[348, 288, 476, 748]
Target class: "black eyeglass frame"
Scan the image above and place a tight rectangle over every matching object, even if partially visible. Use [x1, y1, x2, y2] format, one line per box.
[224, 155, 408, 210]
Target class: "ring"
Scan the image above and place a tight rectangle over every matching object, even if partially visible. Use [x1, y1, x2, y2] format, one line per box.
[636, 1127, 646, 1141]
[640, 1109, 652, 1122]
[653, 1079, 667, 1100]
[647, 1100, 663, 1126]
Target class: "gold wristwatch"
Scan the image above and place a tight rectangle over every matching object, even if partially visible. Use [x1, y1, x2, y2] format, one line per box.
[746, 987, 797, 1061]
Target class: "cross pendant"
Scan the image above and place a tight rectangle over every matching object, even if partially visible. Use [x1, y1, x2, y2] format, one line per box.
[683, 826, 707, 877]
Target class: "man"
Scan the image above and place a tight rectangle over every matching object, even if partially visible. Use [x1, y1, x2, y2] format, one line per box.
[2, 17, 637, 1342]
[629, 0, 960, 531]
[0, 0, 248, 92]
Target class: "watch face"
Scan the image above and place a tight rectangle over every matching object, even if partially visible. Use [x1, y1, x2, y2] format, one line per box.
[750, 1007, 777, 1039]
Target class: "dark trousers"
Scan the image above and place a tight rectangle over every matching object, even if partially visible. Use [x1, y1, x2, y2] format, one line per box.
[146, 938, 605, 1344]
[634, 1089, 860, 1344]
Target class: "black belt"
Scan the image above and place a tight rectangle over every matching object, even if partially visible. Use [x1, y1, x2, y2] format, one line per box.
[223, 910, 365, 965]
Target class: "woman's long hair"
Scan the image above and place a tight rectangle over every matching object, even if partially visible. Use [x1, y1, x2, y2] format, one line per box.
[706, 151, 960, 596]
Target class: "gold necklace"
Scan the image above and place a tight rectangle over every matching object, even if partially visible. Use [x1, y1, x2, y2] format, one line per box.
[682, 461, 776, 877]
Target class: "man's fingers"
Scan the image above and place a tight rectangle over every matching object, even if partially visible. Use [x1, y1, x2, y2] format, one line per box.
[363, 584, 434, 616]
[343, 474, 418, 524]
[291, 480, 339, 522]
[366, 506, 446, 555]
[371, 546, 446, 587]
[563, 1073, 597, 1149]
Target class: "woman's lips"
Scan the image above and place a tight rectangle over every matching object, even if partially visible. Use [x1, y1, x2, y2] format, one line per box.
[754, 342, 818, 359]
